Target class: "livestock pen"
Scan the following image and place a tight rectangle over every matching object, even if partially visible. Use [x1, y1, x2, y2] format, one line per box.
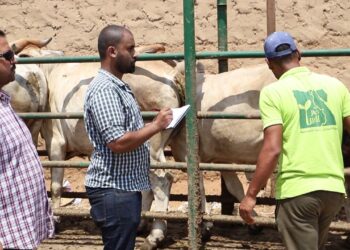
[15, 0, 350, 249]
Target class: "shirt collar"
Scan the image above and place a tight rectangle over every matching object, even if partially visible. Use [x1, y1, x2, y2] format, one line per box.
[279, 66, 310, 80]
[0, 90, 11, 104]
[99, 69, 126, 87]
[99, 68, 134, 95]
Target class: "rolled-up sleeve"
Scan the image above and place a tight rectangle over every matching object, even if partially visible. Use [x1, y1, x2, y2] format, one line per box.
[90, 86, 126, 144]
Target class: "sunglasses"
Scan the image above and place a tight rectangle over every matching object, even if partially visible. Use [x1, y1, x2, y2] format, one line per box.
[0, 50, 14, 62]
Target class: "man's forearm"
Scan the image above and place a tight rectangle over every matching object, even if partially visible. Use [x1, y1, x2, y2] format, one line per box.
[108, 122, 161, 153]
[246, 148, 279, 198]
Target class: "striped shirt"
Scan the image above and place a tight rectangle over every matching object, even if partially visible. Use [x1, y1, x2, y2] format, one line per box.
[84, 69, 151, 191]
[0, 90, 54, 249]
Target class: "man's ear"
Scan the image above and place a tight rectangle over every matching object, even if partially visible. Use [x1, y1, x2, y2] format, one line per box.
[296, 49, 301, 61]
[265, 58, 272, 70]
[107, 46, 118, 59]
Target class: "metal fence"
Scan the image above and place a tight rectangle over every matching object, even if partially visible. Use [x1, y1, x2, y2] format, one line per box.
[16, 0, 350, 248]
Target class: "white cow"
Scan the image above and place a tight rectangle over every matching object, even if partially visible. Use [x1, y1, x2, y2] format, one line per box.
[3, 38, 62, 145]
[10, 39, 182, 248]
[39, 52, 185, 248]
[139, 63, 278, 250]
[171, 64, 275, 199]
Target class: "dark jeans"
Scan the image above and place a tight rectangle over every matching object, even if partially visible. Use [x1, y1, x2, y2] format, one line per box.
[86, 187, 142, 250]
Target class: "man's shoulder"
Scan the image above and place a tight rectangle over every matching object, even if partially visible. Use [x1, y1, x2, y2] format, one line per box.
[261, 79, 281, 95]
[87, 74, 116, 99]
[310, 71, 342, 85]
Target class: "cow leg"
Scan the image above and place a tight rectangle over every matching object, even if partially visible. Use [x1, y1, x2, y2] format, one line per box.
[138, 189, 154, 233]
[199, 172, 213, 241]
[221, 171, 259, 215]
[142, 170, 173, 250]
[221, 171, 245, 202]
[47, 136, 66, 209]
[221, 171, 263, 234]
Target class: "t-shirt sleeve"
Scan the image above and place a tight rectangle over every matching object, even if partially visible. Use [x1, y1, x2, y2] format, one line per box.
[90, 87, 126, 144]
[259, 87, 283, 129]
[340, 82, 350, 118]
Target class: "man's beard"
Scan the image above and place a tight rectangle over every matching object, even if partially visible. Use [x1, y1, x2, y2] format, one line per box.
[116, 58, 135, 74]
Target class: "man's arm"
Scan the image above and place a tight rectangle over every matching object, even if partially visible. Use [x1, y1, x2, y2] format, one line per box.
[107, 108, 172, 153]
[344, 116, 350, 134]
[239, 124, 282, 224]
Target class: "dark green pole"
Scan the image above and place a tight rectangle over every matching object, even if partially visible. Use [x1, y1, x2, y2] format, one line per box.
[217, 0, 234, 217]
[217, 0, 228, 72]
[183, 0, 202, 248]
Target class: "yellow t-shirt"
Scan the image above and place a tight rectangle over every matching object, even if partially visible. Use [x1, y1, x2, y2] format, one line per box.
[260, 66, 350, 199]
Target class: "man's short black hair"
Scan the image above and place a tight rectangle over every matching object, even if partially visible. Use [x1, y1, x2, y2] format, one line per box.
[98, 25, 131, 60]
[0, 30, 6, 37]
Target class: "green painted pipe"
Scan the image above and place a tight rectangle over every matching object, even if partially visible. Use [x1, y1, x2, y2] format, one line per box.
[16, 49, 350, 64]
[17, 111, 157, 119]
[17, 111, 261, 119]
[217, 0, 228, 73]
[183, 0, 202, 247]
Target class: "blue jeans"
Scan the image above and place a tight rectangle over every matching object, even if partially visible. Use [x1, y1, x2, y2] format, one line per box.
[86, 187, 142, 250]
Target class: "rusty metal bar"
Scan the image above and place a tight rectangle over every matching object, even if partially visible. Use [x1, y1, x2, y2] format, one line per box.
[183, 0, 202, 247]
[17, 111, 157, 120]
[41, 160, 256, 171]
[53, 208, 350, 232]
[40, 161, 350, 176]
[48, 191, 276, 205]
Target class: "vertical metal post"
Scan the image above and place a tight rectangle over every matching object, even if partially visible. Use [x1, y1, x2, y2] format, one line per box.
[266, 0, 276, 35]
[217, 0, 228, 73]
[183, 0, 202, 248]
[217, 0, 234, 216]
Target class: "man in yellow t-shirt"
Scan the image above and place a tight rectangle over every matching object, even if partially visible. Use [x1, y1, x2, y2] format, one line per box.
[239, 31, 350, 250]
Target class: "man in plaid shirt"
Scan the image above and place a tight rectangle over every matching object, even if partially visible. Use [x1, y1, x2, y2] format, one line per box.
[0, 30, 54, 249]
[84, 25, 173, 249]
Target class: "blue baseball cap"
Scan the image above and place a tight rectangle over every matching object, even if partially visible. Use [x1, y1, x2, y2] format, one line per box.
[264, 31, 297, 59]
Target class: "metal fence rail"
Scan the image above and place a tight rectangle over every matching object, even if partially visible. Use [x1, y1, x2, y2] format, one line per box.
[41, 160, 350, 175]
[13, 0, 350, 247]
[16, 49, 350, 64]
[18, 111, 261, 119]
[53, 208, 350, 232]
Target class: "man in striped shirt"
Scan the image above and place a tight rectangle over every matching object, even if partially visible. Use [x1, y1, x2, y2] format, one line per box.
[84, 25, 173, 249]
[0, 30, 54, 249]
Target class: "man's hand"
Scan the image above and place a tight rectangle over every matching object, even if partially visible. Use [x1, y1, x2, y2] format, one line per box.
[152, 107, 173, 131]
[239, 195, 256, 224]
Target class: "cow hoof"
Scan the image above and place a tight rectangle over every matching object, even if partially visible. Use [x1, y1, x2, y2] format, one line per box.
[140, 238, 157, 250]
[201, 227, 212, 242]
[248, 224, 263, 235]
[53, 215, 61, 223]
[345, 235, 350, 247]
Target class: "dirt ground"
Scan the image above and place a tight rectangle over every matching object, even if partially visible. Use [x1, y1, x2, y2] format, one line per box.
[39, 163, 350, 250]
[2, 0, 350, 248]
[37, 218, 350, 250]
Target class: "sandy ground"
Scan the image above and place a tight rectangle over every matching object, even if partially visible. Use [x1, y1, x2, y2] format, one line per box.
[1, 0, 350, 82]
[2, 0, 350, 248]
[38, 163, 350, 249]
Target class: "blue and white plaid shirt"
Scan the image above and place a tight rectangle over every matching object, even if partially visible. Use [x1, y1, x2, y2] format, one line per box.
[84, 69, 151, 191]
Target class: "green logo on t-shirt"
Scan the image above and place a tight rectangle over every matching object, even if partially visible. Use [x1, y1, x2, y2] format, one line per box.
[293, 90, 336, 128]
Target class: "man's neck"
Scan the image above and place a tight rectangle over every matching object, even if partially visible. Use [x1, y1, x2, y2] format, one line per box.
[101, 62, 123, 80]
